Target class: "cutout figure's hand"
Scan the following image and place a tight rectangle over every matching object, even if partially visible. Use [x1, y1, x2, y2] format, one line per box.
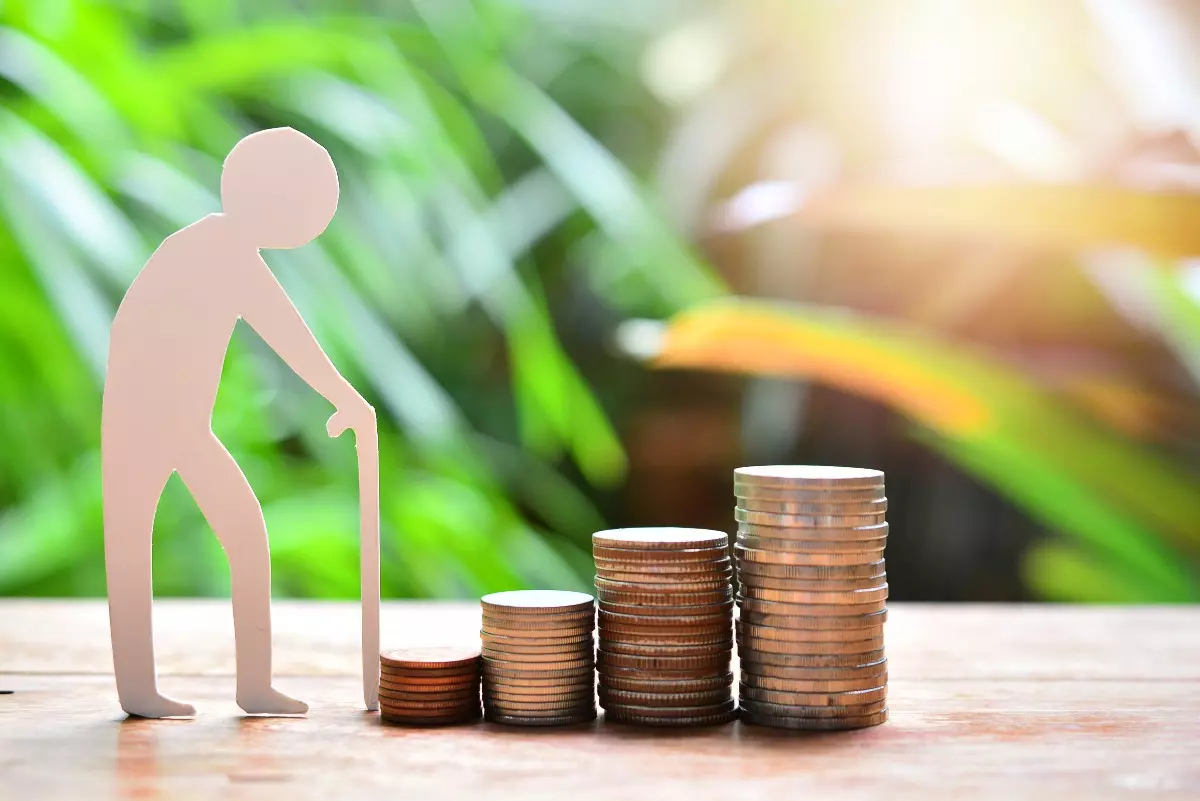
[326, 392, 376, 439]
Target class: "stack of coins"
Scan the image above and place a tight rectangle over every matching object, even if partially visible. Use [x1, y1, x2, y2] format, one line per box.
[594, 528, 737, 727]
[378, 646, 482, 726]
[480, 590, 597, 726]
[733, 466, 889, 730]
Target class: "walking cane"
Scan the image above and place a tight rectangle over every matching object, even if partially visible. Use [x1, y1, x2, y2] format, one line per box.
[329, 411, 380, 711]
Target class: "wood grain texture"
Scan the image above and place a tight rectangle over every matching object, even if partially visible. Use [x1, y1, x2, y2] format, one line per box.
[2, 601, 1199, 801]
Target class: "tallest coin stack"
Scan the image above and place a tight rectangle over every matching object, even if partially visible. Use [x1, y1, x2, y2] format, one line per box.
[733, 466, 890, 730]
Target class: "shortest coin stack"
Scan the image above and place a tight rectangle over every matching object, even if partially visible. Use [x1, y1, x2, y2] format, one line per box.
[378, 646, 482, 726]
[480, 590, 597, 726]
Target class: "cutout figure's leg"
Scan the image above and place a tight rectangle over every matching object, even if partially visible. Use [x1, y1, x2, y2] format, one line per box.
[103, 450, 193, 718]
[177, 435, 307, 715]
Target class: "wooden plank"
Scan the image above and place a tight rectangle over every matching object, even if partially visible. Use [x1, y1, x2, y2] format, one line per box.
[2, 601, 1199, 800]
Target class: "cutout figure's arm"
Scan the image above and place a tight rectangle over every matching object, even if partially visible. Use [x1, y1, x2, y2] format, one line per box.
[242, 257, 359, 408]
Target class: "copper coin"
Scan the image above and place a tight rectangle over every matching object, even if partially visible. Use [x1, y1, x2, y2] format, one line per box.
[483, 679, 594, 697]
[485, 698, 597, 714]
[739, 684, 887, 707]
[601, 698, 735, 719]
[737, 596, 887, 616]
[601, 639, 732, 658]
[485, 710, 597, 726]
[482, 631, 594, 647]
[737, 608, 888, 630]
[593, 544, 729, 563]
[379, 703, 480, 718]
[734, 507, 887, 528]
[740, 672, 887, 693]
[377, 696, 480, 712]
[736, 573, 888, 591]
[599, 599, 733, 617]
[738, 635, 885, 656]
[598, 663, 731, 680]
[738, 584, 889, 604]
[605, 708, 736, 727]
[481, 638, 594, 655]
[738, 697, 887, 719]
[376, 685, 478, 703]
[738, 657, 887, 681]
[734, 485, 886, 502]
[597, 587, 733, 606]
[481, 647, 592, 664]
[380, 709, 481, 727]
[481, 619, 594, 636]
[597, 649, 731, 671]
[599, 626, 733, 646]
[740, 707, 888, 730]
[599, 688, 732, 708]
[595, 575, 732, 593]
[737, 497, 888, 515]
[592, 527, 728, 551]
[736, 621, 884, 642]
[740, 648, 886, 669]
[482, 673, 594, 688]
[380, 663, 480, 679]
[485, 687, 594, 703]
[379, 645, 481, 670]
[378, 675, 479, 692]
[735, 559, 887, 580]
[599, 671, 733, 693]
[483, 657, 593, 676]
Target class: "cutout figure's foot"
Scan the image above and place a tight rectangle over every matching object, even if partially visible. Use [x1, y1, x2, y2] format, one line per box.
[237, 687, 308, 716]
[122, 693, 197, 719]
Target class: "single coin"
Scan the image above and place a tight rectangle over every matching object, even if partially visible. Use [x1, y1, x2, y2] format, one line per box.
[485, 710, 597, 726]
[739, 657, 887, 681]
[738, 697, 887, 719]
[481, 625, 597, 641]
[481, 589, 595, 616]
[599, 671, 733, 693]
[481, 638, 593, 655]
[593, 545, 729, 563]
[738, 521, 889, 542]
[737, 596, 888, 616]
[734, 507, 887, 528]
[481, 619, 594, 637]
[485, 698, 596, 714]
[483, 657, 593, 676]
[378, 674, 479, 692]
[594, 557, 732, 576]
[735, 559, 886, 580]
[380, 710, 481, 727]
[600, 627, 733, 646]
[740, 648, 886, 669]
[739, 684, 887, 707]
[737, 635, 885, 656]
[481, 631, 594, 648]
[737, 608, 888, 630]
[735, 544, 885, 566]
[379, 645, 481, 670]
[376, 685, 479, 703]
[593, 527, 728, 551]
[598, 602, 733, 620]
[735, 535, 888, 555]
[602, 698, 734, 717]
[740, 707, 888, 730]
[482, 647, 592, 664]
[740, 672, 887, 693]
[605, 707, 737, 727]
[595, 575, 732, 593]
[380, 663, 480, 679]
[734, 465, 884, 489]
[736, 573, 888, 591]
[736, 621, 884, 643]
[597, 587, 733, 607]
[738, 584, 889, 604]
[598, 687, 732, 707]
[600, 639, 732, 657]
[735, 484, 886, 502]
[737, 497, 888, 515]
[597, 649, 731, 671]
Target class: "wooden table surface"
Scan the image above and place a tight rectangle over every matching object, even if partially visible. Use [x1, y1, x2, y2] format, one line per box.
[2, 600, 1198, 801]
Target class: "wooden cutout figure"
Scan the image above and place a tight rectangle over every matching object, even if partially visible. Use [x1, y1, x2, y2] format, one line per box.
[102, 127, 380, 718]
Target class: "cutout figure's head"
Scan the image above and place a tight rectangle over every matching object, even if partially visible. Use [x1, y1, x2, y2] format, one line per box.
[220, 127, 339, 249]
